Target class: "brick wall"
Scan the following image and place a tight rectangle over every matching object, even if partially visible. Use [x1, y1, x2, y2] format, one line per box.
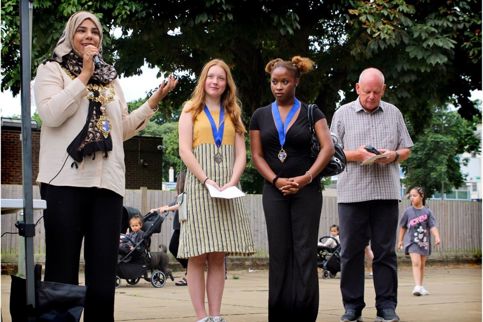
[1, 127, 40, 185]
[1, 123, 163, 189]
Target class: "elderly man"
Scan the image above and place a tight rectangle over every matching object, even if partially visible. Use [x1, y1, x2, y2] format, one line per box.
[331, 68, 413, 322]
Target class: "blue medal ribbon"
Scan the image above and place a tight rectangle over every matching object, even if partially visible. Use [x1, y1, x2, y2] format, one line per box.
[204, 105, 225, 148]
[272, 98, 300, 148]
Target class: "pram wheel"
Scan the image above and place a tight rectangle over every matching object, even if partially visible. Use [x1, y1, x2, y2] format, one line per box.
[151, 270, 166, 288]
[126, 277, 141, 285]
[115, 276, 121, 287]
[322, 270, 333, 279]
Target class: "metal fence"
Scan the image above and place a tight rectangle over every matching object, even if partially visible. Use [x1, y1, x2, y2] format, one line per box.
[1, 185, 481, 262]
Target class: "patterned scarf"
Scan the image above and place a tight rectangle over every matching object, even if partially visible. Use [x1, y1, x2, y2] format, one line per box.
[60, 52, 117, 164]
[61, 51, 117, 85]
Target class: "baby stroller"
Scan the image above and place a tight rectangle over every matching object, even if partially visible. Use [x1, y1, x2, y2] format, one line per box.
[317, 235, 341, 279]
[116, 207, 174, 288]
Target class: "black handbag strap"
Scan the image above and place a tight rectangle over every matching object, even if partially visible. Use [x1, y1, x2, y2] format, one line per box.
[307, 103, 316, 133]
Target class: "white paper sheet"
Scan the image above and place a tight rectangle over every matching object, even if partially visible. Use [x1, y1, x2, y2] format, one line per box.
[361, 154, 388, 165]
[206, 184, 246, 199]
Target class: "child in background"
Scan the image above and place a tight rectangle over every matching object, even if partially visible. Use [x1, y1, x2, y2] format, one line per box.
[119, 215, 145, 256]
[398, 186, 441, 296]
[151, 171, 189, 286]
[319, 224, 340, 249]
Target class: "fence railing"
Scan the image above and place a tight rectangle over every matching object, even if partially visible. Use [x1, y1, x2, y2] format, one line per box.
[2, 185, 481, 262]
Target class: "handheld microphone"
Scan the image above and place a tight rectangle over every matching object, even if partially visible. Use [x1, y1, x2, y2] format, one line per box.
[93, 55, 101, 68]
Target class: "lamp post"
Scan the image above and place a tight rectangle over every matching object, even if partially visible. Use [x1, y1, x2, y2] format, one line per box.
[19, 0, 36, 317]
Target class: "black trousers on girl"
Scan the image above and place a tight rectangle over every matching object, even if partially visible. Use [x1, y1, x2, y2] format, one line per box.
[40, 184, 122, 322]
[262, 182, 322, 322]
[338, 200, 399, 312]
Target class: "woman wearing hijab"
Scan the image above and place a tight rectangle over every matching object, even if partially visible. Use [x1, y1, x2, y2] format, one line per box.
[33, 11, 177, 321]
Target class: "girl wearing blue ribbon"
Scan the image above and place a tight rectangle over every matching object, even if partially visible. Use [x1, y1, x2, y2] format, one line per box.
[178, 59, 255, 322]
[249, 56, 334, 322]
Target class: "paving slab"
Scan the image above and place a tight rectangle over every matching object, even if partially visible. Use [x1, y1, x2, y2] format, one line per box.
[1, 264, 481, 322]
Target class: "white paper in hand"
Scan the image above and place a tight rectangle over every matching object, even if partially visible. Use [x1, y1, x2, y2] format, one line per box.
[206, 184, 245, 199]
[361, 154, 388, 165]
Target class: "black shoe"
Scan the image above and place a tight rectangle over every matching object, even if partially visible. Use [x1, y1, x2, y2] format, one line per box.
[375, 308, 400, 322]
[340, 309, 363, 322]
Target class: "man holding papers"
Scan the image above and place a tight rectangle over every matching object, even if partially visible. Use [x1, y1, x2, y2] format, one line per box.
[330, 67, 413, 322]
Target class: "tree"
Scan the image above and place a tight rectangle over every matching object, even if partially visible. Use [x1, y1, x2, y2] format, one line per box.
[2, 0, 480, 125]
[2, 0, 480, 193]
[401, 106, 481, 198]
[345, 0, 482, 130]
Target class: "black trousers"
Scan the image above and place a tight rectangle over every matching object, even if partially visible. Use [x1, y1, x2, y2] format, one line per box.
[40, 184, 122, 322]
[169, 229, 188, 269]
[338, 200, 399, 312]
[262, 182, 322, 322]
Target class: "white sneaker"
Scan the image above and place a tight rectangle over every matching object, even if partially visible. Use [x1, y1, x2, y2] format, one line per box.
[420, 286, 430, 295]
[197, 317, 212, 322]
[211, 316, 227, 322]
[412, 285, 422, 296]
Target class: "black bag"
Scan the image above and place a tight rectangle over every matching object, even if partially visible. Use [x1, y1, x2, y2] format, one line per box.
[142, 211, 163, 234]
[307, 104, 346, 177]
[10, 264, 86, 322]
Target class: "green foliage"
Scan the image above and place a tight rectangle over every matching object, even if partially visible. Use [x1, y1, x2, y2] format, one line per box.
[4, 0, 481, 124]
[240, 142, 263, 194]
[347, 0, 481, 128]
[32, 112, 42, 126]
[127, 98, 143, 113]
[138, 121, 184, 181]
[2, 0, 481, 192]
[137, 119, 265, 193]
[402, 107, 481, 197]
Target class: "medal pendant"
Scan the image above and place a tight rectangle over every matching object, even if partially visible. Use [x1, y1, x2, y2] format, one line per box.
[97, 115, 111, 138]
[278, 148, 287, 163]
[214, 152, 223, 164]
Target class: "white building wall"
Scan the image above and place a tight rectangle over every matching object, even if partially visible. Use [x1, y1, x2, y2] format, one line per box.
[461, 153, 482, 200]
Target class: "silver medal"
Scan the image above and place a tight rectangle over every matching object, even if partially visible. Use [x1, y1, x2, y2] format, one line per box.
[278, 148, 287, 163]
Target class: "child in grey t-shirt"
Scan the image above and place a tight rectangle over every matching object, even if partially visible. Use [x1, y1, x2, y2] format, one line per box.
[398, 187, 441, 296]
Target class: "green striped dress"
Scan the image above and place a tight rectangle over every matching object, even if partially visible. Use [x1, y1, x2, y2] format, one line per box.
[177, 110, 255, 258]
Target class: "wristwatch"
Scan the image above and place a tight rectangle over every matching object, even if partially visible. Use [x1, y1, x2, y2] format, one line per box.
[394, 151, 400, 163]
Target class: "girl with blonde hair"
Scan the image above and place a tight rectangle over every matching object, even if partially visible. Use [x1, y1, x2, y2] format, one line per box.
[178, 58, 255, 322]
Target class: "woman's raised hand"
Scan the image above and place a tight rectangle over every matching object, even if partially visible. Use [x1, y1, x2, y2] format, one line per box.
[148, 74, 178, 109]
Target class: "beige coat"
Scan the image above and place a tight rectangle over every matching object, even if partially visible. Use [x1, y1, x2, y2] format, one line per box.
[34, 61, 155, 197]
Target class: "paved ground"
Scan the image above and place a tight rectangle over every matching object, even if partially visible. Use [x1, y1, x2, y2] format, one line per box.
[1, 263, 481, 322]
